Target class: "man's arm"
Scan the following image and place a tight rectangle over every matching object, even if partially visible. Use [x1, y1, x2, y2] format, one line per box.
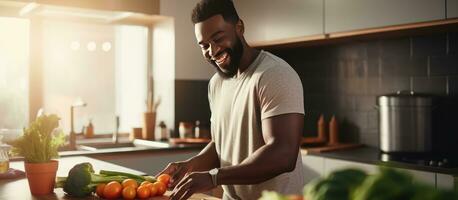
[187, 141, 220, 171]
[217, 113, 303, 184]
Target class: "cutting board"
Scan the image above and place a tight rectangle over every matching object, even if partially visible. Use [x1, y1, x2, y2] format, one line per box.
[169, 138, 211, 144]
[152, 191, 220, 200]
[302, 143, 363, 154]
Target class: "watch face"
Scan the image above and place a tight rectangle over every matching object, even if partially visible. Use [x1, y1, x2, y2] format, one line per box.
[209, 168, 218, 175]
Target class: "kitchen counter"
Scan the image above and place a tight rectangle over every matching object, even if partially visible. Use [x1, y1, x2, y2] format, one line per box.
[302, 146, 458, 175]
[0, 156, 219, 200]
[10, 140, 206, 162]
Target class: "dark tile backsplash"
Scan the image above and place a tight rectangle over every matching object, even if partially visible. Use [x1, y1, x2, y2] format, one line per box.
[272, 30, 458, 148]
[174, 31, 458, 150]
[175, 80, 211, 138]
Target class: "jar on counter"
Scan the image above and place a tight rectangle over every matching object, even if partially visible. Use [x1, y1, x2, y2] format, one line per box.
[0, 145, 10, 174]
[179, 122, 194, 139]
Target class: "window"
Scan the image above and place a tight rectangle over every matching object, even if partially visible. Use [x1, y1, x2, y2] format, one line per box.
[41, 20, 147, 134]
[0, 17, 29, 131]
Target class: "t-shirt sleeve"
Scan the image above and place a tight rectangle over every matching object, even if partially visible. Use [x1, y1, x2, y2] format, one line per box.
[257, 64, 304, 120]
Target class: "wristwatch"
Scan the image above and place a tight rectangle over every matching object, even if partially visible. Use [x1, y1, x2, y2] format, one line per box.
[209, 168, 219, 186]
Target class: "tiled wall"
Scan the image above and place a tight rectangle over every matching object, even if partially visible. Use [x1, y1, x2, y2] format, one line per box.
[272, 31, 458, 148]
[174, 31, 458, 150]
[174, 80, 211, 138]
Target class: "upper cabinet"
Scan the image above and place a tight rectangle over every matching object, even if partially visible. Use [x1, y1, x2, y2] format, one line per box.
[325, 0, 446, 33]
[448, 0, 458, 18]
[234, 0, 323, 44]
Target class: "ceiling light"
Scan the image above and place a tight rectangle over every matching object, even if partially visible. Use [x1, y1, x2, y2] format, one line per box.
[70, 41, 80, 51]
[102, 42, 112, 52]
[87, 42, 96, 51]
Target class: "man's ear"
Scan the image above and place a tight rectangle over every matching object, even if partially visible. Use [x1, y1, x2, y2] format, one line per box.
[236, 19, 244, 36]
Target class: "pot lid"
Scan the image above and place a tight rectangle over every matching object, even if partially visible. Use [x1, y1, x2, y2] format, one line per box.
[377, 90, 435, 106]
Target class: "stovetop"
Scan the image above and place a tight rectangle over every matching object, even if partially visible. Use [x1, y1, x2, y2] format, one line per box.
[380, 153, 458, 168]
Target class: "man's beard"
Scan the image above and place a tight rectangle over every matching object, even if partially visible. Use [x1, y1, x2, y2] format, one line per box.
[210, 36, 244, 78]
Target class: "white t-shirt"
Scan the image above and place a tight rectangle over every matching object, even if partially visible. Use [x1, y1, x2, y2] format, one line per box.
[208, 50, 305, 200]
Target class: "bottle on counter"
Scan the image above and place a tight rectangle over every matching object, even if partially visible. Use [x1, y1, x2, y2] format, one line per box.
[0, 145, 9, 174]
[85, 119, 94, 138]
[317, 114, 327, 141]
[329, 115, 339, 145]
[179, 122, 194, 139]
[158, 121, 168, 141]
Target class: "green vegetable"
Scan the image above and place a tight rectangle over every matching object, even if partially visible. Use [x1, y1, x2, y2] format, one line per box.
[62, 162, 127, 197]
[304, 168, 367, 200]
[352, 167, 414, 200]
[99, 169, 156, 183]
[259, 191, 289, 200]
[10, 114, 65, 163]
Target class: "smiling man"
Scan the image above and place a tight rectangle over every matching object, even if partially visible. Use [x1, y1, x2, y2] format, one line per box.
[157, 0, 305, 199]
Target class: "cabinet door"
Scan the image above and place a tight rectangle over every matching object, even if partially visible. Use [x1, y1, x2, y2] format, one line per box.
[448, 0, 458, 18]
[234, 0, 323, 43]
[324, 158, 378, 175]
[397, 168, 436, 186]
[302, 155, 325, 184]
[436, 173, 455, 190]
[325, 0, 446, 33]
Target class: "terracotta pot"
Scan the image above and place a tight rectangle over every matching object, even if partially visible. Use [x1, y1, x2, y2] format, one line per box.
[24, 160, 58, 195]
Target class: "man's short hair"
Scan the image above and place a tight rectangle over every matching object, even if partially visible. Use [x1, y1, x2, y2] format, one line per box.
[191, 0, 240, 24]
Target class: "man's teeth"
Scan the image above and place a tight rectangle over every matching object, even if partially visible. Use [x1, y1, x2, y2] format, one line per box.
[215, 53, 228, 64]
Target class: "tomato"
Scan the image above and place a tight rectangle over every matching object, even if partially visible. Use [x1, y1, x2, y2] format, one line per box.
[103, 181, 122, 199]
[122, 178, 138, 189]
[140, 180, 151, 186]
[157, 174, 171, 186]
[122, 186, 137, 200]
[150, 183, 159, 197]
[136, 185, 151, 199]
[95, 183, 106, 198]
[153, 181, 167, 196]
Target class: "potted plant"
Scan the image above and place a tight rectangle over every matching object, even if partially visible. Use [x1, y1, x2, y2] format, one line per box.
[10, 114, 65, 195]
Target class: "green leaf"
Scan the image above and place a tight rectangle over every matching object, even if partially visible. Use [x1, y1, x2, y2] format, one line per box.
[10, 114, 65, 163]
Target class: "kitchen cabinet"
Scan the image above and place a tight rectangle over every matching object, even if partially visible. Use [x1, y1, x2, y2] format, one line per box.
[448, 0, 458, 18]
[302, 154, 325, 183]
[436, 173, 455, 190]
[234, 0, 323, 43]
[323, 158, 378, 175]
[325, 0, 445, 33]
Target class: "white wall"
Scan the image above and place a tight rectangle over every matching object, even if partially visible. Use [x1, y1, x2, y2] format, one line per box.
[159, 0, 215, 81]
[152, 18, 175, 137]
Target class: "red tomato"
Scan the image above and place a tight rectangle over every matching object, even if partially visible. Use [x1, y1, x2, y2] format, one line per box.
[150, 184, 158, 197]
[122, 186, 137, 200]
[95, 183, 106, 198]
[136, 185, 151, 199]
[103, 181, 122, 199]
[153, 181, 167, 196]
[157, 174, 171, 186]
[122, 178, 139, 189]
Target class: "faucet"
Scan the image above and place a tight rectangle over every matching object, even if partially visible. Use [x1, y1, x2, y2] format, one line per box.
[69, 101, 87, 150]
[113, 116, 120, 144]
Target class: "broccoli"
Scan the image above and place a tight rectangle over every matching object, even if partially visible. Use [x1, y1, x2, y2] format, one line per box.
[62, 162, 128, 197]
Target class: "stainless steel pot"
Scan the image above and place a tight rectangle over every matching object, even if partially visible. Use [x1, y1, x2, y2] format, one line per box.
[377, 91, 435, 153]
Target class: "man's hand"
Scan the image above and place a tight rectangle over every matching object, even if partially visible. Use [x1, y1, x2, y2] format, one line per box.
[169, 171, 215, 200]
[156, 161, 192, 188]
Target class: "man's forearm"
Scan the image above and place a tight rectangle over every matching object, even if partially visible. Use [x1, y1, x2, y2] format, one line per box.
[217, 142, 299, 185]
[187, 141, 220, 172]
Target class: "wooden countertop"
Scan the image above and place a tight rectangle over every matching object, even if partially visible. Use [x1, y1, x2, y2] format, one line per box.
[0, 156, 220, 200]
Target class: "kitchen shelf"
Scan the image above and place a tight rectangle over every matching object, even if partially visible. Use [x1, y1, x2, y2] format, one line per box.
[252, 18, 458, 50]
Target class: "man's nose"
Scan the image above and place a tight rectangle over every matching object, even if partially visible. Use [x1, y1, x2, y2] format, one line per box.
[209, 42, 221, 58]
